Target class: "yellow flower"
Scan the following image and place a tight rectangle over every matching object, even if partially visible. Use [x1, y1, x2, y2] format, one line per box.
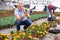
[43, 32, 45, 35]
[14, 36, 17, 39]
[22, 32, 26, 36]
[44, 31, 48, 34]
[39, 32, 43, 36]
[19, 33, 22, 36]
[40, 35, 43, 37]
[31, 26, 35, 29]
[16, 35, 20, 38]
[39, 32, 43, 34]
[14, 36, 19, 40]
[0, 35, 2, 38]
[19, 30, 23, 32]
[6, 34, 9, 37]
[37, 31, 40, 33]
[28, 35, 32, 39]
[14, 38, 16, 40]
[44, 24, 46, 25]
[13, 34, 15, 36]
[45, 31, 48, 34]
[4, 38, 9, 40]
[44, 24, 47, 28]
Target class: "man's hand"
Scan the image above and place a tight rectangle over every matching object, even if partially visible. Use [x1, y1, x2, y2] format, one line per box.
[16, 13, 26, 21]
[24, 12, 28, 15]
[24, 12, 30, 18]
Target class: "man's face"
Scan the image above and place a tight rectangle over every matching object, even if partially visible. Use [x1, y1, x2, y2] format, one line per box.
[18, 3, 24, 10]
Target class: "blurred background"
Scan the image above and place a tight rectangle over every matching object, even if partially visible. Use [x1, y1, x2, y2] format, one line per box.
[0, 0, 60, 11]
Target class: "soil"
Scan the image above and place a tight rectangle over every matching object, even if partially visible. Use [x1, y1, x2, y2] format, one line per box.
[0, 11, 60, 18]
[0, 11, 46, 18]
[0, 12, 14, 18]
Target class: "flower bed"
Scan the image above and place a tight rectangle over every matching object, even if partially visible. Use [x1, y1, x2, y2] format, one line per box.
[0, 22, 49, 40]
[55, 19, 60, 24]
[0, 21, 57, 40]
[0, 14, 47, 29]
[48, 21, 57, 28]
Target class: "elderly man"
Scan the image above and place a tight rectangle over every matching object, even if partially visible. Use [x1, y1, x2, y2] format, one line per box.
[14, 3, 32, 31]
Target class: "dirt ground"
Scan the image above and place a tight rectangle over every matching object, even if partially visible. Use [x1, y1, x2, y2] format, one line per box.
[0, 11, 60, 18]
[0, 13, 14, 18]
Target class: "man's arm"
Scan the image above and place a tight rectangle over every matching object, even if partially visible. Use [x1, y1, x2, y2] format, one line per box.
[16, 14, 25, 21]
[16, 12, 30, 21]
[27, 13, 30, 18]
[53, 9, 55, 14]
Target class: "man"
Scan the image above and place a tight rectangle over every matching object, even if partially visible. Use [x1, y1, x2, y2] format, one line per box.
[48, 4, 55, 14]
[48, 4, 60, 14]
[14, 3, 32, 31]
[46, 3, 56, 21]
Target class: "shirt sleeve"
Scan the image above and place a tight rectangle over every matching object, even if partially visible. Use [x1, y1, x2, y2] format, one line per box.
[14, 9, 19, 16]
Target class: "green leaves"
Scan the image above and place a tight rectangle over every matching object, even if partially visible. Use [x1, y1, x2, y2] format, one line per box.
[30, 14, 47, 20]
[0, 14, 47, 28]
[0, 16, 15, 27]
